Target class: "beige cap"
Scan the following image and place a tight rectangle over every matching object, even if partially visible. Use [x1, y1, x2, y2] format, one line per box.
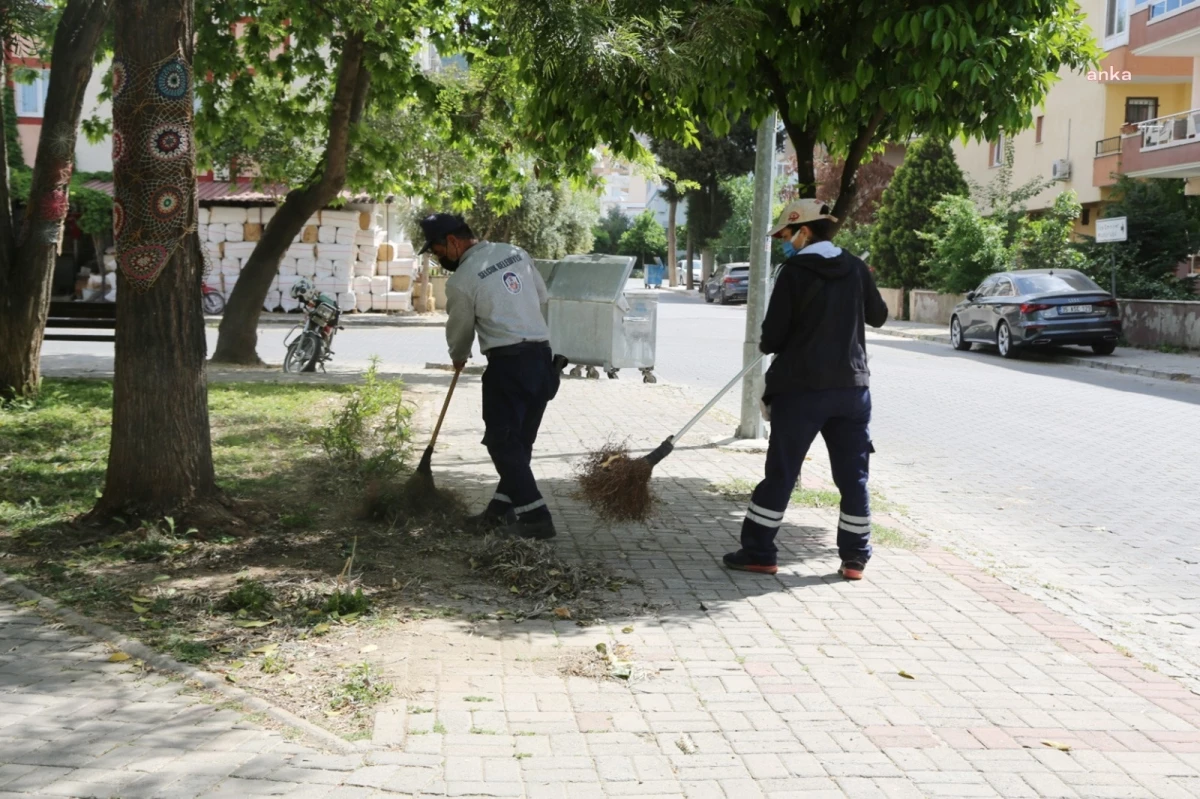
[769, 199, 838, 238]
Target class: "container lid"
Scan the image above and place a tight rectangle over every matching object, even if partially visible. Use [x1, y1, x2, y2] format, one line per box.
[533, 259, 557, 289]
[547, 254, 635, 303]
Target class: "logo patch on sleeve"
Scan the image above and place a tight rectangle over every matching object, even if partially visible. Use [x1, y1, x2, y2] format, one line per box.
[502, 271, 522, 294]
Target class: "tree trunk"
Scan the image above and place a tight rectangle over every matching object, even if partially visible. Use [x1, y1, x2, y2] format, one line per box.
[211, 33, 370, 365]
[701, 247, 714, 288]
[684, 228, 694, 291]
[94, 0, 226, 522]
[666, 198, 678, 286]
[0, 0, 111, 399]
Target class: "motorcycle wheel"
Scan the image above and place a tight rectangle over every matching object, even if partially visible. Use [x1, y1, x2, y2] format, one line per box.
[283, 333, 321, 374]
[202, 290, 225, 315]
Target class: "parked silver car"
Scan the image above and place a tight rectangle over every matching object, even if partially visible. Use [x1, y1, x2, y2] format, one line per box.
[704, 263, 750, 304]
[950, 269, 1122, 359]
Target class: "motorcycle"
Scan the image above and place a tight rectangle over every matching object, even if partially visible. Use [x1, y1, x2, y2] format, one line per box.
[283, 293, 342, 373]
[201, 280, 225, 315]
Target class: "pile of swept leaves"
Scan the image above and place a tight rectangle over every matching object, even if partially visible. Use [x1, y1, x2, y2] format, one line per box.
[468, 536, 623, 601]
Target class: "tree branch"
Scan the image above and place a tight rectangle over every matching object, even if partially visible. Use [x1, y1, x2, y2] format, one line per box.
[829, 106, 887, 230]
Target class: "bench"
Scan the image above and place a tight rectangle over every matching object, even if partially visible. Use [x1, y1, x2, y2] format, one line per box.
[45, 300, 116, 342]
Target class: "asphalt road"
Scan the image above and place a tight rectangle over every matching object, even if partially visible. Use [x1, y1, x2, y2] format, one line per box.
[39, 286, 1200, 687]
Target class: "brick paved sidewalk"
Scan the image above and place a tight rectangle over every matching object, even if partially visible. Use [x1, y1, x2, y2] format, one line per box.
[3, 370, 1200, 798]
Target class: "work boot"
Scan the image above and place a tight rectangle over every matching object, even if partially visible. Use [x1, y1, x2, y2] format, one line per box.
[462, 508, 515, 535]
[722, 550, 779, 575]
[498, 517, 557, 541]
[838, 561, 866, 581]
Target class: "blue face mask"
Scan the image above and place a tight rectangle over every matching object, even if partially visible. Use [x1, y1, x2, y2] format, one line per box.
[781, 240, 797, 258]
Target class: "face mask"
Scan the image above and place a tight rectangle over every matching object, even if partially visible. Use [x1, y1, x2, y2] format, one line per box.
[437, 255, 460, 272]
[781, 240, 796, 258]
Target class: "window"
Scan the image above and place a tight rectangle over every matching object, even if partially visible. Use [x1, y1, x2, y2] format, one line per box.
[993, 278, 1016, 298]
[1125, 97, 1159, 125]
[1035, 116, 1044, 144]
[1082, 208, 1091, 225]
[16, 69, 51, 117]
[989, 134, 1006, 167]
[1014, 273, 1102, 295]
[1105, 0, 1128, 38]
[975, 277, 999, 297]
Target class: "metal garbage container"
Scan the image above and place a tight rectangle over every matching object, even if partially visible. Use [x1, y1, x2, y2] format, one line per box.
[644, 260, 665, 288]
[545, 254, 658, 383]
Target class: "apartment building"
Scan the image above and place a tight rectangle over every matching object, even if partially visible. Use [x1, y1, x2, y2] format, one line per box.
[952, 0, 1200, 240]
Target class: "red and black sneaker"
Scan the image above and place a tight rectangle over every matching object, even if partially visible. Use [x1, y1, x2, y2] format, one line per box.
[722, 551, 779, 575]
[838, 561, 866, 581]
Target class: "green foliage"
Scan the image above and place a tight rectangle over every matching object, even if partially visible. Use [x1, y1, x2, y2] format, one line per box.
[503, 0, 1098, 222]
[223, 580, 275, 614]
[324, 587, 370, 616]
[969, 138, 1054, 247]
[618, 211, 668, 268]
[653, 116, 760, 248]
[1077, 177, 1200, 299]
[464, 178, 598, 259]
[1016, 191, 1086, 272]
[834, 222, 874, 260]
[4, 169, 112, 236]
[918, 195, 1010, 294]
[330, 663, 392, 711]
[593, 206, 632, 255]
[714, 174, 753, 262]
[870, 137, 968, 289]
[321, 361, 411, 478]
[4, 86, 26, 171]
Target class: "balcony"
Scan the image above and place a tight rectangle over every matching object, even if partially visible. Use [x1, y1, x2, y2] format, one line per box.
[1131, 0, 1200, 56]
[1119, 109, 1200, 178]
[1093, 136, 1123, 187]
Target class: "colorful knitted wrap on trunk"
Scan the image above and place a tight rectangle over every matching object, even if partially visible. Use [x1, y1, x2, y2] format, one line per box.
[111, 51, 196, 292]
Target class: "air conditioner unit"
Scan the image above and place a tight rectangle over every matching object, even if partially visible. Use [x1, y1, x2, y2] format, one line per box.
[1051, 159, 1072, 181]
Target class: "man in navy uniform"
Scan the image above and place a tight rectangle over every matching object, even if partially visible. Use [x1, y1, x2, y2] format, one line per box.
[418, 213, 559, 540]
[723, 199, 889, 580]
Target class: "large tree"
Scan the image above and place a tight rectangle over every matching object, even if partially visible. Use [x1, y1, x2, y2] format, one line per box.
[652, 117, 759, 287]
[92, 0, 225, 522]
[501, 0, 1098, 234]
[0, 0, 112, 398]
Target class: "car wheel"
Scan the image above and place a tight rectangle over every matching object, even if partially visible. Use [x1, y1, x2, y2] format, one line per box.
[704, 288, 713, 303]
[719, 289, 730, 305]
[996, 320, 1019, 359]
[950, 316, 972, 351]
[1092, 341, 1117, 356]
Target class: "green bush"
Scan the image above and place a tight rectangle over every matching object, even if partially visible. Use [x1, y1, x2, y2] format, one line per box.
[618, 210, 668, 269]
[919, 195, 1010, 294]
[870, 137, 968, 289]
[321, 360, 411, 478]
[1015, 191, 1086, 272]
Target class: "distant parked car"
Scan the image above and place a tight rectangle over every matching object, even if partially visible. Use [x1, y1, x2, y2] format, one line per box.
[705, 263, 750, 305]
[949, 269, 1122, 359]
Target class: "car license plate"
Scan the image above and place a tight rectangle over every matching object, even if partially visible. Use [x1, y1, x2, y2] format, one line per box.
[1058, 304, 1092, 315]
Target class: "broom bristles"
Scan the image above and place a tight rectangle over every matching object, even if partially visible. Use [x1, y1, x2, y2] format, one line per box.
[575, 445, 655, 522]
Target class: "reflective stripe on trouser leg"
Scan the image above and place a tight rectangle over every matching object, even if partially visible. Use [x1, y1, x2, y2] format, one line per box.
[821, 392, 873, 565]
[739, 393, 825, 565]
[484, 489, 513, 518]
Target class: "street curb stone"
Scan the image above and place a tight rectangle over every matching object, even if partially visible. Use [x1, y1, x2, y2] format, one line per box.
[873, 326, 1200, 385]
[205, 313, 447, 328]
[0, 570, 373, 756]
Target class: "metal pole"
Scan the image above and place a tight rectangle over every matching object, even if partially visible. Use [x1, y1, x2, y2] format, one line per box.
[1111, 244, 1116, 298]
[737, 111, 777, 440]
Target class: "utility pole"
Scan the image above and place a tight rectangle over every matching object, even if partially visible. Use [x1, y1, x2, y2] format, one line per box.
[737, 111, 776, 440]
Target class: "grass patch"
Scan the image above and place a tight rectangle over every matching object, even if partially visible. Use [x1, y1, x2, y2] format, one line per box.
[791, 488, 841, 509]
[223, 580, 275, 614]
[330, 663, 392, 712]
[464, 696, 492, 703]
[433, 721, 448, 734]
[324, 587, 370, 616]
[872, 524, 923, 550]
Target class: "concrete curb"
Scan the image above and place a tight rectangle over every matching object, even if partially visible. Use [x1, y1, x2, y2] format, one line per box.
[873, 326, 1200, 386]
[0, 570, 373, 756]
[204, 314, 447, 329]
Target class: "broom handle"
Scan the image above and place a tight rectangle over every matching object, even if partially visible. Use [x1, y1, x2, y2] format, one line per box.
[428, 366, 462, 449]
[672, 354, 764, 444]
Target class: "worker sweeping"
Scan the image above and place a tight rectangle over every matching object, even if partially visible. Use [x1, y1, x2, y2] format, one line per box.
[418, 213, 560, 541]
[724, 199, 889, 580]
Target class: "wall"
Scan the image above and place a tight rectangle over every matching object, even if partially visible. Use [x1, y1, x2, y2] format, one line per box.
[952, 0, 1107, 213]
[1119, 299, 1200, 349]
[908, 290, 967, 325]
[14, 59, 113, 173]
[879, 287, 905, 321]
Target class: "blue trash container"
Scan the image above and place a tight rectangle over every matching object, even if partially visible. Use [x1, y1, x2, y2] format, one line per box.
[644, 263, 665, 288]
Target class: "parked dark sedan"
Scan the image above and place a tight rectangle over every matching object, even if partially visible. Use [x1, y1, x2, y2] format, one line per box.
[704, 263, 750, 305]
[949, 269, 1122, 359]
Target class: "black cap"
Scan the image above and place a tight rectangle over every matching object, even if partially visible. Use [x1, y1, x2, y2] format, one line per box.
[417, 213, 467, 254]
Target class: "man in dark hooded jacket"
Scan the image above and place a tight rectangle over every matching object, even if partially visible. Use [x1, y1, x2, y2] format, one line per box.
[723, 199, 889, 580]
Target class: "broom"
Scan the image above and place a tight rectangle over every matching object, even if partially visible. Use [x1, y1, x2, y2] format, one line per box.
[577, 355, 765, 521]
[410, 364, 463, 489]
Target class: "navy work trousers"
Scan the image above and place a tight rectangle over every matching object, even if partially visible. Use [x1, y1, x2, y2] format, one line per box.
[481, 343, 559, 521]
[740, 387, 873, 566]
